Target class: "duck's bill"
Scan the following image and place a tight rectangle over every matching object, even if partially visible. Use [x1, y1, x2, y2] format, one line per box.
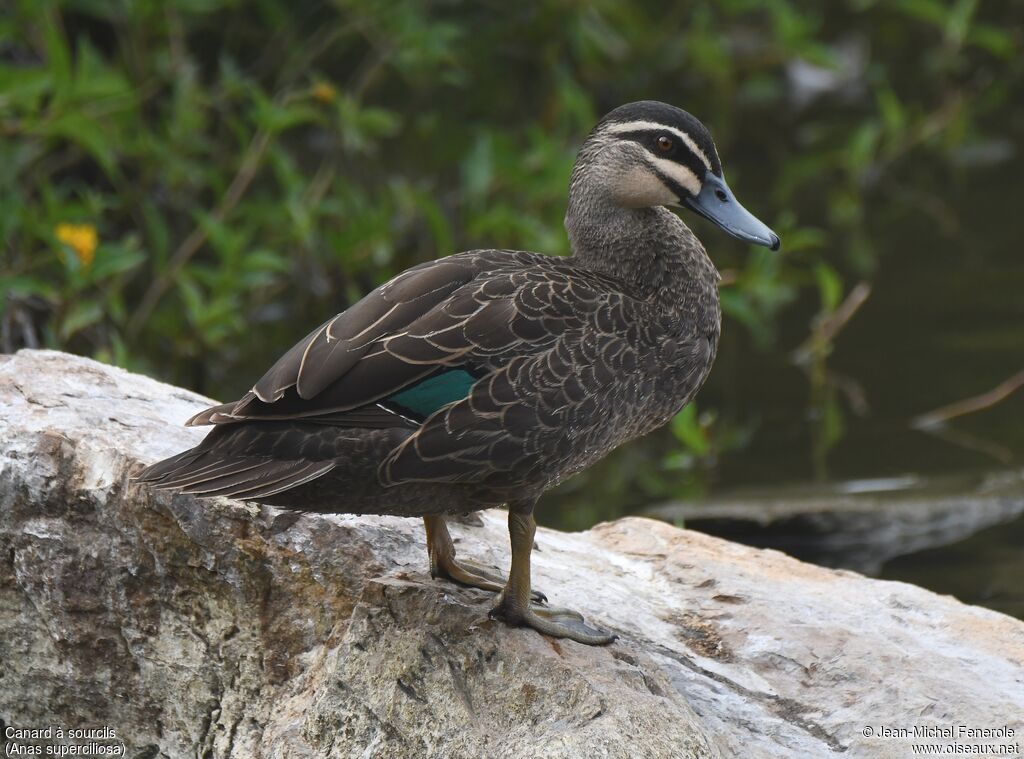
[683, 173, 781, 251]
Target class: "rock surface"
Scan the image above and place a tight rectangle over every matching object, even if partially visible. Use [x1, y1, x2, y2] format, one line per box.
[1, 349, 1022, 759]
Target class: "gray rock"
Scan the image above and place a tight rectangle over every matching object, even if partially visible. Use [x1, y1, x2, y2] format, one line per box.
[1, 350, 1022, 758]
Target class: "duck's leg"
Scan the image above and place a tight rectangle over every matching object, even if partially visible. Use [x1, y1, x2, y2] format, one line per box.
[489, 504, 617, 646]
[423, 514, 546, 602]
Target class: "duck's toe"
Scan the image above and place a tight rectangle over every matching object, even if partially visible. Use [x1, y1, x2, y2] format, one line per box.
[434, 555, 547, 603]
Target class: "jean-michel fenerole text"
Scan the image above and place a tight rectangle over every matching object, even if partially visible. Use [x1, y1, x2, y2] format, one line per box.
[873, 725, 1016, 740]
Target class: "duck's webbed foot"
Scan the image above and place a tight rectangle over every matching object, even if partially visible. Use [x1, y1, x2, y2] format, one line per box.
[489, 509, 617, 647]
[490, 598, 616, 646]
[423, 514, 546, 602]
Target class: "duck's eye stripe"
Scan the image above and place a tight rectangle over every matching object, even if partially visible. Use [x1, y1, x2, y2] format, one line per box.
[613, 129, 708, 185]
[604, 120, 713, 171]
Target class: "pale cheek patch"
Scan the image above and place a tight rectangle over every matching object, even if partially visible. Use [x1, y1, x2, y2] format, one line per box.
[612, 165, 679, 208]
[646, 157, 702, 197]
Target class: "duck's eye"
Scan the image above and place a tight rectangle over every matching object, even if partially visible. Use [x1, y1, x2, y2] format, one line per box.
[657, 135, 673, 152]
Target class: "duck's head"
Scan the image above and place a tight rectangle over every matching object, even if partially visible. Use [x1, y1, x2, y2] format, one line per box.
[571, 100, 780, 250]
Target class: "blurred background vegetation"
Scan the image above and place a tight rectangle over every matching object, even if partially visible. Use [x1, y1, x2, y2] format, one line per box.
[2, 0, 1022, 575]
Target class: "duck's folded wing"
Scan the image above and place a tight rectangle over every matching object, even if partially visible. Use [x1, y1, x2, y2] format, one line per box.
[148, 253, 628, 492]
[196, 257, 473, 424]
[185, 252, 575, 427]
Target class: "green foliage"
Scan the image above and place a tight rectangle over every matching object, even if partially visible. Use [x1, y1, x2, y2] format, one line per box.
[1, 0, 1020, 523]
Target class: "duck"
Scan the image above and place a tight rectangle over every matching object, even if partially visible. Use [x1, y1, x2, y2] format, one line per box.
[136, 100, 780, 645]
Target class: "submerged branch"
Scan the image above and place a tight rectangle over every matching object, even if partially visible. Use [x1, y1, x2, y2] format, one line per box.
[917, 425, 1015, 464]
[912, 369, 1024, 430]
[792, 281, 872, 367]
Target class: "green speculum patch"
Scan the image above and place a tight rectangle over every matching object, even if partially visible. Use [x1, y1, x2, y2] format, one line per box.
[386, 368, 478, 417]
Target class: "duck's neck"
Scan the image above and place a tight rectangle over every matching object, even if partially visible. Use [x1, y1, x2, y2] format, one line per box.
[565, 186, 720, 310]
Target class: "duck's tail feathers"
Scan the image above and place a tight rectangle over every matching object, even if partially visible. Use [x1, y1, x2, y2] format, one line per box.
[135, 450, 335, 501]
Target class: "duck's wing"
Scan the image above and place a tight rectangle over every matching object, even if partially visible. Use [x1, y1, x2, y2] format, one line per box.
[185, 251, 542, 427]
[137, 251, 538, 495]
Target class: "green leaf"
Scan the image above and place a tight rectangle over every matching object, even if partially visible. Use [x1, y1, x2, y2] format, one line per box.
[41, 9, 71, 104]
[846, 122, 881, 172]
[1, 275, 58, 300]
[243, 248, 291, 273]
[59, 301, 103, 340]
[89, 244, 146, 280]
[877, 86, 906, 138]
[670, 404, 710, 457]
[814, 263, 844, 313]
[967, 24, 1015, 58]
[0, 66, 54, 114]
[39, 112, 118, 175]
[254, 95, 323, 134]
[944, 0, 978, 48]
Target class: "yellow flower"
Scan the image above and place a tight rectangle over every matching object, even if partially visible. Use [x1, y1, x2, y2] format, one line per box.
[311, 81, 337, 104]
[56, 223, 98, 266]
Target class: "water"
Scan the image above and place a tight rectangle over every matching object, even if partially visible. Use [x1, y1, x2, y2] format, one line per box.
[716, 158, 1024, 488]
[544, 156, 1024, 620]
